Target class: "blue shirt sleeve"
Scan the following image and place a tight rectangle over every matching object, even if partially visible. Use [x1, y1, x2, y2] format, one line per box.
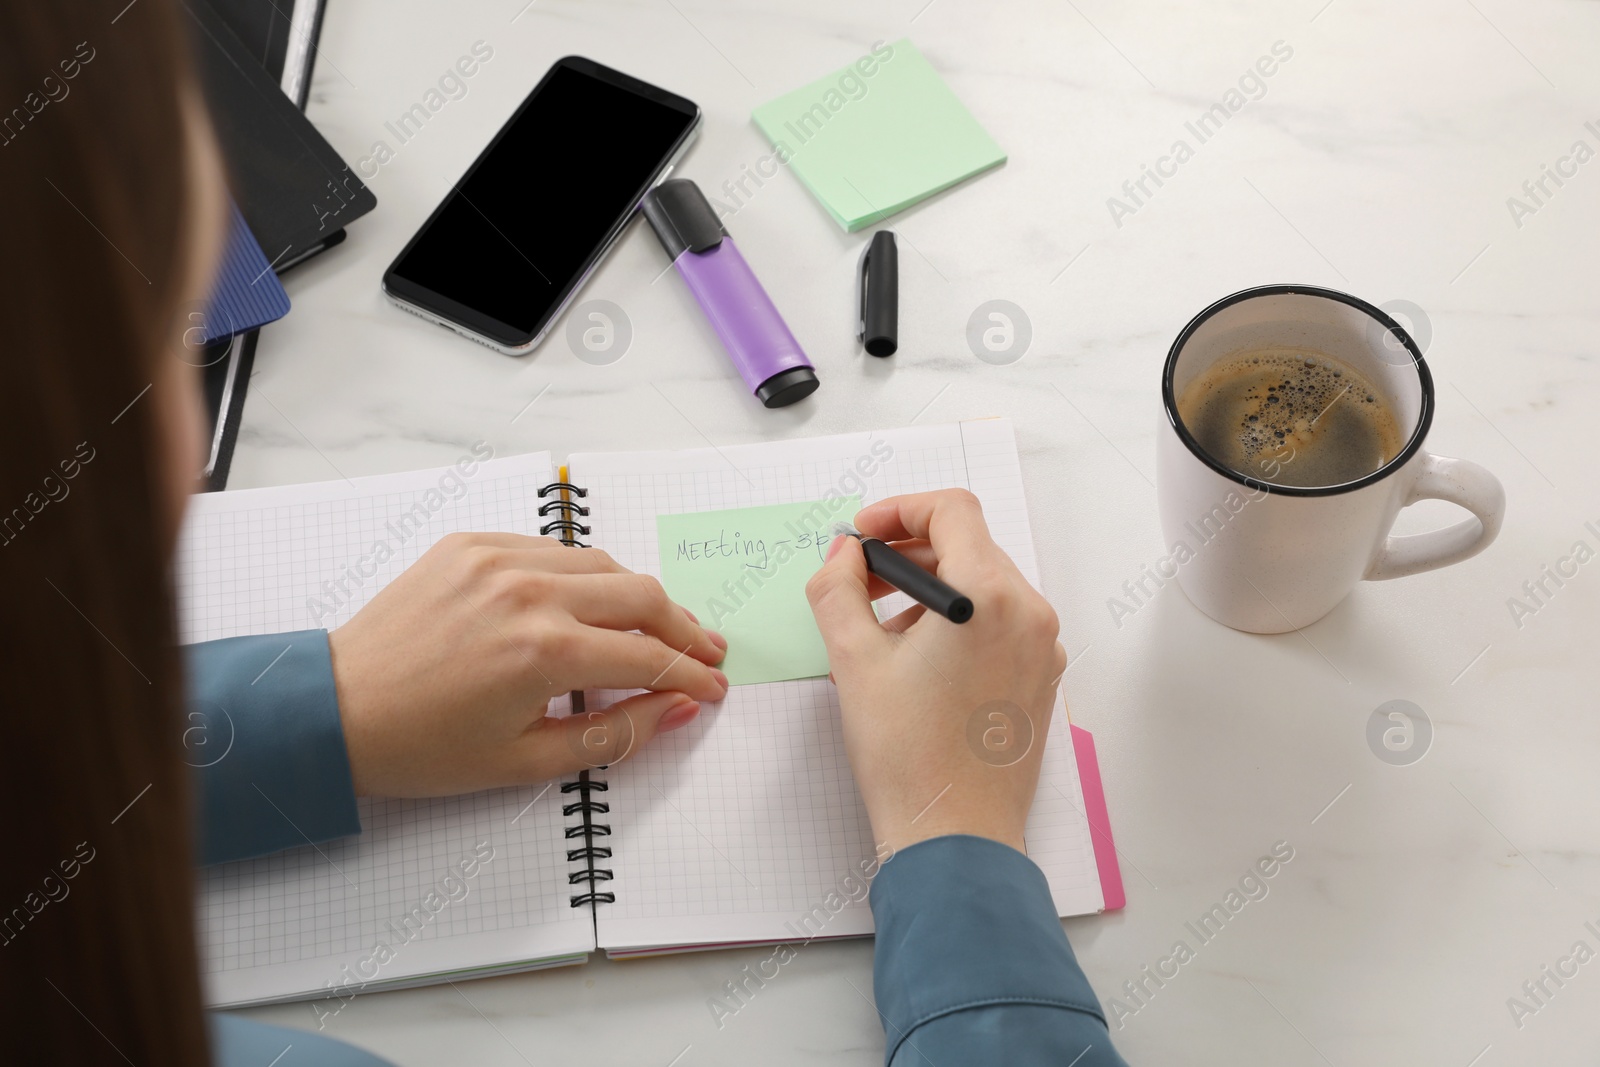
[184, 630, 362, 866]
[869, 835, 1128, 1067]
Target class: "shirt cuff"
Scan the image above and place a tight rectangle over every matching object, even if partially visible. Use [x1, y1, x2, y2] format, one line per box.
[869, 834, 1111, 1064]
[185, 630, 362, 866]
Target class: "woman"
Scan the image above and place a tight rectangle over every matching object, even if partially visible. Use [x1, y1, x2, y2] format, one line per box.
[0, 3, 1126, 1064]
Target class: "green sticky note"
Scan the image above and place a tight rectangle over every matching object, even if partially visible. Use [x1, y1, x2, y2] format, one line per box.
[656, 497, 859, 686]
[750, 38, 1006, 231]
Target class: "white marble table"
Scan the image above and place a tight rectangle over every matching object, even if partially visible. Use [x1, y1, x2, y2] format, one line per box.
[228, 0, 1600, 1062]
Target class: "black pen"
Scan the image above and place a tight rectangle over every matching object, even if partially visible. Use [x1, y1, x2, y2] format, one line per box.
[831, 521, 973, 624]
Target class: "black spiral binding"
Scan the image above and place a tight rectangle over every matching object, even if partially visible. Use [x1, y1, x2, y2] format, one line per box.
[538, 498, 589, 518]
[537, 482, 591, 548]
[561, 773, 613, 906]
[539, 479, 614, 907]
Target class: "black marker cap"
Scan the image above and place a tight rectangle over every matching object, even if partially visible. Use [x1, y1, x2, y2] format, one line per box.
[858, 230, 899, 357]
[640, 179, 726, 258]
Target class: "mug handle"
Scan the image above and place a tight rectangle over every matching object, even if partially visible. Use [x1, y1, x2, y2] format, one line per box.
[1366, 452, 1505, 581]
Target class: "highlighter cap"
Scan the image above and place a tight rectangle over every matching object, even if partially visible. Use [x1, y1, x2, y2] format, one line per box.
[640, 179, 818, 409]
[641, 179, 726, 258]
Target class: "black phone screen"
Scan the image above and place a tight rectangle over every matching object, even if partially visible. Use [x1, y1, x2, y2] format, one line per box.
[384, 59, 697, 348]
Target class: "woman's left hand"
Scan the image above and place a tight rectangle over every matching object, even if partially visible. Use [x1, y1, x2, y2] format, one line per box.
[327, 532, 728, 797]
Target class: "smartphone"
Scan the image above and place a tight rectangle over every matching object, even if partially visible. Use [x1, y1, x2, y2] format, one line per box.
[383, 57, 700, 354]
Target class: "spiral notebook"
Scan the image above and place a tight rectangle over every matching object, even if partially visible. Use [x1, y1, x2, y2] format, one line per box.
[177, 419, 1123, 1008]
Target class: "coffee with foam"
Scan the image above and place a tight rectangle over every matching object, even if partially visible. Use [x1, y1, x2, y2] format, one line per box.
[1177, 347, 1403, 489]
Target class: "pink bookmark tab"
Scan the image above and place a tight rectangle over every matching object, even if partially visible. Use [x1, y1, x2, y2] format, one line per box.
[1070, 724, 1125, 911]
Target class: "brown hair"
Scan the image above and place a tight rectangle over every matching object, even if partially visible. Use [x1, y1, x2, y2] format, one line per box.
[0, 1, 211, 1063]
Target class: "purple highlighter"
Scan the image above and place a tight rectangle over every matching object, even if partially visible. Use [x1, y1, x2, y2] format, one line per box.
[640, 180, 819, 408]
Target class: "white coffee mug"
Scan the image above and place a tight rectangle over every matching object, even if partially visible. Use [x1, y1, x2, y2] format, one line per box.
[1156, 285, 1506, 634]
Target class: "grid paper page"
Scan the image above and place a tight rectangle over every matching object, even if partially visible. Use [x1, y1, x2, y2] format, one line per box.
[177, 451, 596, 1006]
[570, 420, 1103, 952]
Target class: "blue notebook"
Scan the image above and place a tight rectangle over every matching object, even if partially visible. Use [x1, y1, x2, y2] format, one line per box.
[199, 200, 291, 344]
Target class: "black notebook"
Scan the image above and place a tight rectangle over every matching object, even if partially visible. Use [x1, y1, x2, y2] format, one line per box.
[183, 0, 374, 275]
[183, 0, 370, 489]
[207, 0, 328, 109]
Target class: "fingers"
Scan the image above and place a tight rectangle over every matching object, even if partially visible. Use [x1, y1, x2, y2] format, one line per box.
[449, 533, 622, 573]
[538, 690, 700, 776]
[854, 490, 1000, 563]
[511, 548, 632, 575]
[563, 573, 725, 665]
[484, 544, 630, 576]
[572, 628, 729, 702]
[805, 535, 887, 658]
[440, 537, 629, 595]
[854, 493, 1031, 604]
[436, 531, 571, 553]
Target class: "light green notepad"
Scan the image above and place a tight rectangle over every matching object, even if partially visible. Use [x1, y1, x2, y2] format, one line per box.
[751, 39, 1006, 231]
[656, 497, 858, 685]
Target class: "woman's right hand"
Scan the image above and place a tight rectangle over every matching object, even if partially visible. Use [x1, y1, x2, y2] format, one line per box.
[806, 490, 1067, 855]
